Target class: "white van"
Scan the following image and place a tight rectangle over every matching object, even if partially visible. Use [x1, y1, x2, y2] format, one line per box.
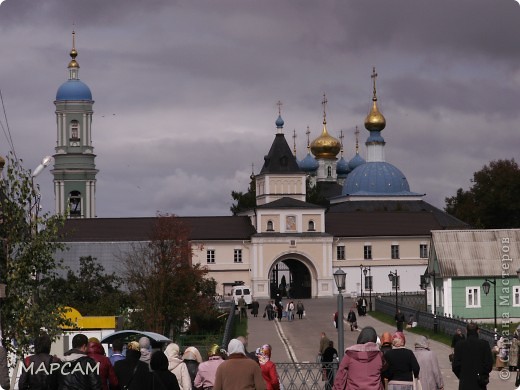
[231, 285, 253, 308]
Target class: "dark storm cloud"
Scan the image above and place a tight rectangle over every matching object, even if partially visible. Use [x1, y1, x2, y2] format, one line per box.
[1, 0, 519, 217]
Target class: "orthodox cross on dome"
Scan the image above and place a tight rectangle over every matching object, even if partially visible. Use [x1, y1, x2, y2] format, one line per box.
[339, 129, 345, 156]
[371, 67, 378, 101]
[321, 94, 328, 124]
[276, 100, 283, 116]
[306, 126, 311, 150]
[292, 129, 297, 156]
[355, 126, 360, 153]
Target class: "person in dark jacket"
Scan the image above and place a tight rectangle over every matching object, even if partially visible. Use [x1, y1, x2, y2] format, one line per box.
[452, 323, 493, 390]
[87, 341, 118, 390]
[321, 340, 338, 390]
[150, 350, 180, 390]
[59, 334, 102, 390]
[114, 341, 150, 390]
[383, 332, 420, 389]
[19, 333, 59, 390]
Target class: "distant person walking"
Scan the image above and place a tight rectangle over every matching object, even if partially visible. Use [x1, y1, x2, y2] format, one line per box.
[452, 323, 493, 390]
[347, 309, 357, 331]
[412, 336, 443, 390]
[333, 326, 385, 390]
[238, 295, 247, 319]
[451, 328, 465, 350]
[322, 340, 338, 390]
[319, 332, 330, 358]
[296, 300, 305, 319]
[252, 299, 260, 317]
[394, 310, 405, 332]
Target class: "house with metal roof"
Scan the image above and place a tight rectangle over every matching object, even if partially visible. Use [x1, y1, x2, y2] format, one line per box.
[427, 229, 520, 323]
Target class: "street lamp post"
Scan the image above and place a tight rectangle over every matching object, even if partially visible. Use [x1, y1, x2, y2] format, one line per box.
[333, 268, 346, 360]
[424, 272, 438, 333]
[482, 278, 497, 343]
[359, 264, 363, 297]
[362, 266, 372, 312]
[388, 270, 398, 314]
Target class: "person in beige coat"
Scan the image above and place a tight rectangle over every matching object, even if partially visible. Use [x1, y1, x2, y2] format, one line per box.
[214, 338, 266, 390]
[164, 343, 192, 390]
[413, 336, 444, 390]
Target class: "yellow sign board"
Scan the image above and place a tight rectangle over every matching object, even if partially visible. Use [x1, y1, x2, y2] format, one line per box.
[62, 306, 116, 330]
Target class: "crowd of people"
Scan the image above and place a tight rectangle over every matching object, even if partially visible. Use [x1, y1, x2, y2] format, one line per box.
[263, 297, 305, 322]
[16, 332, 281, 390]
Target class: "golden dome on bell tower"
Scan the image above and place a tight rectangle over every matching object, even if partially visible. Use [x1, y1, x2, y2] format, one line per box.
[364, 67, 386, 132]
[310, 94, 341, 159]
[68, 30, 80, 69]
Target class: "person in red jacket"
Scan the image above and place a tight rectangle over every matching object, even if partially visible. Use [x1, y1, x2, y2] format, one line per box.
[87, 341, 118, 390]
[257, 344, 280, 390]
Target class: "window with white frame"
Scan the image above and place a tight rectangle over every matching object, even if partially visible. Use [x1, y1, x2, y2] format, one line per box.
[466, 287, 480, 308]
[234, 249, 242, 263]
[364, 245, 372, 260]
[337, 246, 345, 260]
[391, 245, 400, 259]
[207, 249, 215, 264]
[514, 286, 520, 307]
[420, 244, 428, 258]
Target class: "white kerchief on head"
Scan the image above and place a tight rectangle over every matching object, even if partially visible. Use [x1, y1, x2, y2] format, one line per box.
[227, 339, 246, 355]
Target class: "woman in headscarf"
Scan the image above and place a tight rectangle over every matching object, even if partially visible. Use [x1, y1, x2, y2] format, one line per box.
[194, 344, 225, 390]
[412, 336, 443, 390]
[150, 350, 180, 390]
[257, 344, 280, 390]
[164, 343, 192, 390]
[213, 339, 265, 390]
[333, 326, 385, 390]
[383, 332, 420, 390]
[182, 347, 202, 388]
[380, 332, 393, 355]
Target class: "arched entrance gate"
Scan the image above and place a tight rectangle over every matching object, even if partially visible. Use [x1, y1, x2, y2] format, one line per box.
[268, 257, 313, 299]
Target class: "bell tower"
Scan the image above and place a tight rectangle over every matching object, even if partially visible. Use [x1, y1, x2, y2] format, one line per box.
[51, 31, 98, 218]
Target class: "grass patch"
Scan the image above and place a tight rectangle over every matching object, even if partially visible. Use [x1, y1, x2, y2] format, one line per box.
[233, 315, 248, 339]
[369, 311, 451, 346]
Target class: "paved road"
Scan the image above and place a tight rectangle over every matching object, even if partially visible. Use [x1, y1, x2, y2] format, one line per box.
[246, 298, 516, 390]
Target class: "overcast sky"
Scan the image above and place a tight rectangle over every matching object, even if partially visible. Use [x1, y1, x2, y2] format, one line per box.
[1, 0, 519, 218]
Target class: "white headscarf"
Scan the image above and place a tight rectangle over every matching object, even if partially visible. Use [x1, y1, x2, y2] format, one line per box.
[227, 339, 246, 355]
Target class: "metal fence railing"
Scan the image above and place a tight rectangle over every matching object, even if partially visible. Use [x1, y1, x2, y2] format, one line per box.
[375, 297, 496, 347]
[276, 362, 339, 390]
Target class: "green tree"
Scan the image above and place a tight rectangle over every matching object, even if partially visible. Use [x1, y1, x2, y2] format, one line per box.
[445, 159, 520, 228]
[121, 214, 218, 338]
[230, 175, 256, 215]
[0, 153, 69, 357]
[48, 256, 131, 316]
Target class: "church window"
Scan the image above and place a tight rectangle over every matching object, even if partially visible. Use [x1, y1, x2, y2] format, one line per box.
[234, 249, 242, 263]
[69, 191, 81, 217]
[391, 245, 400, 259]
[267, 220, 274, 231]
[207, 249, 215, 264]
[70, 120, 80, 140]
[364, 245, 372, 260]
[337, 246, 345, 260]
[327, 166, 332, 177]
[308, 220, 315, 231]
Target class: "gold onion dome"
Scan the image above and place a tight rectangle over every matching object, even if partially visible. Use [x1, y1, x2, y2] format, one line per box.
[364, 67, 385, 132]
[68, 31, 79, 68]
[310, 121, 341, 159]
